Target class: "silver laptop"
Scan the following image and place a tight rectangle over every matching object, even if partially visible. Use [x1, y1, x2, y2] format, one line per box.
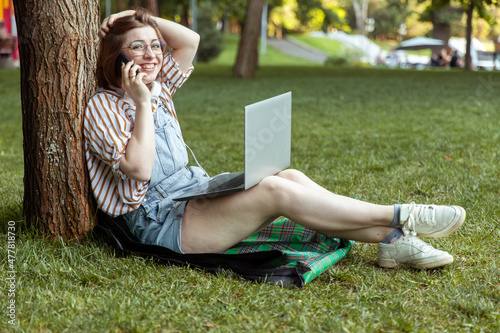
[173, 91, 292, 201]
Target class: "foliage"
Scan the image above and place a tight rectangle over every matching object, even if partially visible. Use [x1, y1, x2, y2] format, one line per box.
[295, 0, 346, 32]
[213, 0, 249, 24]
[419, 3, 463, 24]
[195, 2, 224, 62]
[269, 0, 302, 34]
[421, 0, 499, 26]
[370, 0, 411, 39]
[268, 0, 347, 34]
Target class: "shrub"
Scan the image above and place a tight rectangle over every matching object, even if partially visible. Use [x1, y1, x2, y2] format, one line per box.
[196, 2, 223, 63]
[324, 47, 365, 66]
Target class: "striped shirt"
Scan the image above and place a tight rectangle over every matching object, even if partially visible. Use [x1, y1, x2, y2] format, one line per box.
[84, 53, 194, 217]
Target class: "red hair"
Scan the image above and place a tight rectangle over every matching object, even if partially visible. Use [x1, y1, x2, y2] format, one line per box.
[96, 8, 164, 89]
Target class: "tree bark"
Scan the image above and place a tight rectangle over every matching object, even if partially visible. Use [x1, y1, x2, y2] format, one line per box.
[131, 0, 160, 16]
[144, 0, 160, 16]
[12, 0, 99, 240]
[233, 0, 266, 78]
[431, 8, 451, 54]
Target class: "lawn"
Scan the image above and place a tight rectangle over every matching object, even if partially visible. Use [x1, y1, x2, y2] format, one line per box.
[288, 33, 350, 55]
[1, 36, 500, 332]
[289, 33, 433, 59]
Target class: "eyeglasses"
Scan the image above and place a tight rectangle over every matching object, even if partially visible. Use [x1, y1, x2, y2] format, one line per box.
[123, 40, 165, 56]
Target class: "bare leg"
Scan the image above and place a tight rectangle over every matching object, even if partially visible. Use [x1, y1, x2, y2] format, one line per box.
[181, 169, 396, 253]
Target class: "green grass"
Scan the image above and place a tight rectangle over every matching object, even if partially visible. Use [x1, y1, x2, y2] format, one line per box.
[0, 68, 23, 222]
[1, 36, 500, 332]
[288, 33, 348, 56]
[210, 34, 320, 67]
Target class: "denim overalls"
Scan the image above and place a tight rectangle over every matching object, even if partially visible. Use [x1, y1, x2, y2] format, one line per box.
[122, 95, 209, 253]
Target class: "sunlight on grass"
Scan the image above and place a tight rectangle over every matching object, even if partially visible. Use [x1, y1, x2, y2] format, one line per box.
[288, 33, 347, 55]
[210, 34, 320, 67]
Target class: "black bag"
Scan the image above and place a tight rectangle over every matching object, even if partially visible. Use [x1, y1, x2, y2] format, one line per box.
[93, 210, 305, 287]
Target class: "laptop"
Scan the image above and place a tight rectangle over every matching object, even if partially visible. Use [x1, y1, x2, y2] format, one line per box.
[173, 91, 292, 201]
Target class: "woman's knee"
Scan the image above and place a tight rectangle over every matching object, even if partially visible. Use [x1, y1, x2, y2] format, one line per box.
[277, 169, 309, 183]
[258, 174, 303, 207]
[259, 175, 285, 195]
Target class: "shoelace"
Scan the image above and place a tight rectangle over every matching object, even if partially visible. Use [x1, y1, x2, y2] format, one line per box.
[405, 234, 432, 251]
[402, 203, 436, 237]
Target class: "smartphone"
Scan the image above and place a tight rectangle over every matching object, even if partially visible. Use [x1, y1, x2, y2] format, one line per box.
[115, 51, 140, 77]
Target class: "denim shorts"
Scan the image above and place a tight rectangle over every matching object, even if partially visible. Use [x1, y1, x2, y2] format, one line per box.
[122, 200, 187, 254]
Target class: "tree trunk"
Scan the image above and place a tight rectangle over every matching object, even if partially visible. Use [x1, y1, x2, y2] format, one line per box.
[464, 1, 474, 70]
[131, 0, 160, 16]
[12, 0, 99, 240]
[431, 8, 451, 56]
[430, 4, 463, 59]
[117, 0, 125, 12]
[352, 0, 368, 36]
[145, 0, 160, 17]
[233, 0, 266, 78]
[180, 4, 189, 28]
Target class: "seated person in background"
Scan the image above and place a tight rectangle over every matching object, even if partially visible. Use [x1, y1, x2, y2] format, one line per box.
[430, 46, 452, 67]
[450, 50, 463, 68]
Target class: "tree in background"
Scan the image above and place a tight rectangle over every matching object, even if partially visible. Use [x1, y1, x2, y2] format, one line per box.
[420, 1, 463, 54]
[460, 0, 499, 69]
[370, 0, 410, 40]
[12, 0, 99, 240]
[422, 0, 499, 70]
[233, 0, 267, 78]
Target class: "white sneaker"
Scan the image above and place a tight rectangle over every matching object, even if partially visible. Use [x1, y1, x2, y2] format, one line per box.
[378, 235, 453, 269]
[400, 203, 465, 238]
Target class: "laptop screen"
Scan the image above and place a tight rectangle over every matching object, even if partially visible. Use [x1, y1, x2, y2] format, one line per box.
[244, 92, 292, 189]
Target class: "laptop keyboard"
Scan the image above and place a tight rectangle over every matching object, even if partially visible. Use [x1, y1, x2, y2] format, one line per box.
[209, 173, 245, 193]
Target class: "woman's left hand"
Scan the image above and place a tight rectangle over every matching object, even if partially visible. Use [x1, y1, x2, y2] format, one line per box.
[98, 10, 136, 39]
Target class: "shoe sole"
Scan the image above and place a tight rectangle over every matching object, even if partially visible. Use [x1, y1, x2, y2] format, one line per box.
[418, 206, 466, 238]
[377, 256, 454, 269]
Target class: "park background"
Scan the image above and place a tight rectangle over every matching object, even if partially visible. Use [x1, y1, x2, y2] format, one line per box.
[1, 0, 500, 332]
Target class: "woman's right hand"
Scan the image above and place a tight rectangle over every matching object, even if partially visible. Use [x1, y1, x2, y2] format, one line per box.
[117, 60, 155, 182]
[120, 60, 151, 106]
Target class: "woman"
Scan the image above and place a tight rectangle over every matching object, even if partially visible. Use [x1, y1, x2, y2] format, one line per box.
[85, 8, 465, 270]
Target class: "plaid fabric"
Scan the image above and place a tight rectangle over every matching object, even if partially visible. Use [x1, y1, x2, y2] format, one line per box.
[221, 218, 355, 284]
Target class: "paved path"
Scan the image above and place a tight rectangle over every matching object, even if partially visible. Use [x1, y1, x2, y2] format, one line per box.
[267, 38, 328, 63]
